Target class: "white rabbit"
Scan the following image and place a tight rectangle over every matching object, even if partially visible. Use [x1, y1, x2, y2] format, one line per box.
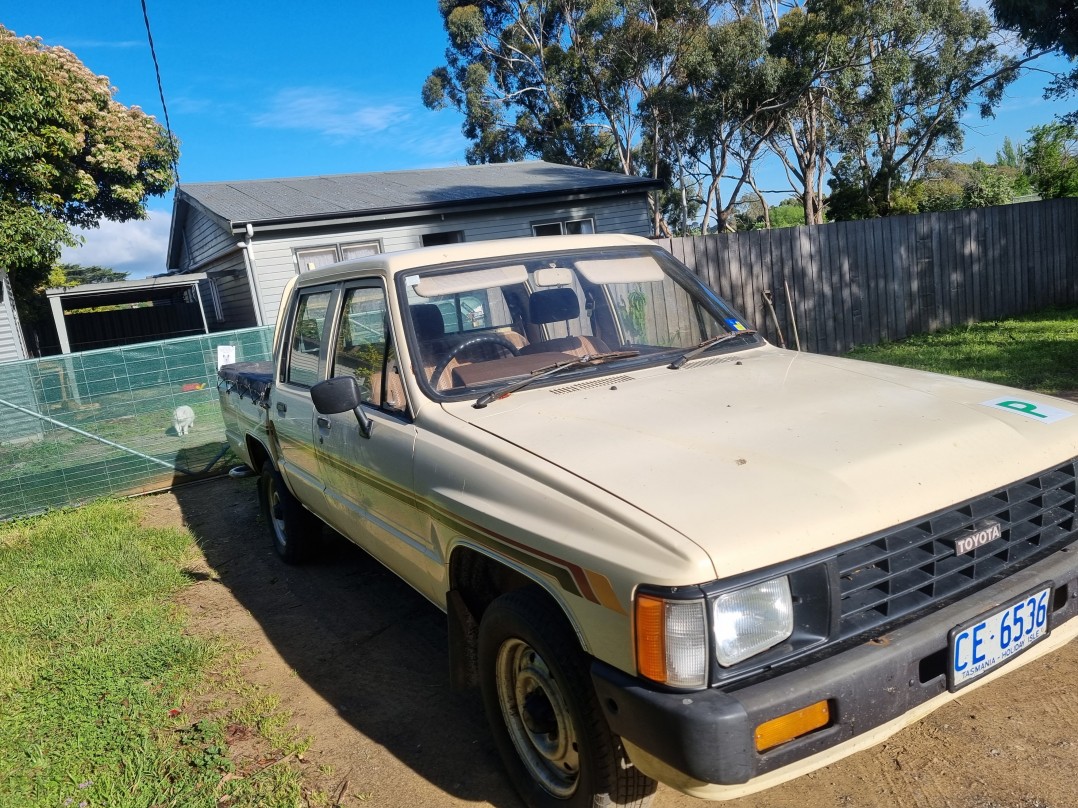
[172, 405, 195, 436]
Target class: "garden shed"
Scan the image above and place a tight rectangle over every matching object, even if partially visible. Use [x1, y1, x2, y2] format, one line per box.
[46, 274, 210, 354]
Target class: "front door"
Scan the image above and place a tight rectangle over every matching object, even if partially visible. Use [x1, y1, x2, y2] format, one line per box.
[315, 281, 438, 600]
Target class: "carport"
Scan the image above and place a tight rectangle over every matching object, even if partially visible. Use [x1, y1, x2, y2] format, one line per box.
[47, 274, 209, 354]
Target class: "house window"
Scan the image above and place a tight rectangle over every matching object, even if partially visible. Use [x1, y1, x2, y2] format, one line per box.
[422, 231, 464, 247]
[296, 241, 382, 272]
[296, 247, 339, 272]
[341, 241, 381, 260]
[532, 218, 595, 236]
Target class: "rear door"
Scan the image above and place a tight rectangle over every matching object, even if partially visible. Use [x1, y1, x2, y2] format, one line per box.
[272, 284, 337, 517]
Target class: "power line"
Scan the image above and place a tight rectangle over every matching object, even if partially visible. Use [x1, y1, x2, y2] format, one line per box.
[140, 0, 180, 185]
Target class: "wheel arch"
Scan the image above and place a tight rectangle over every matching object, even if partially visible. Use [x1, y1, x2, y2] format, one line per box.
[446, 542, 587, 690]
[246, 434, 273, 475]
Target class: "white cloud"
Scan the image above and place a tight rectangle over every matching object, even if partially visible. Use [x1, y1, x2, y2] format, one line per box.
[253, 88, 407, 141]
[60, 209, 173, 279]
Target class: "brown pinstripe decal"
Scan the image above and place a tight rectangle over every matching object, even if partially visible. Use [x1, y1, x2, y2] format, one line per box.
[317, 451, 625, 613]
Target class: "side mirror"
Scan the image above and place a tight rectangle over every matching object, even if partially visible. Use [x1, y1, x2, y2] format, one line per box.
[310, 376, 373, 439]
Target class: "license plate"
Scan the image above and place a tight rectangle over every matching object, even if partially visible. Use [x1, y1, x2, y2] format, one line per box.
[948, 585, 1052, 691]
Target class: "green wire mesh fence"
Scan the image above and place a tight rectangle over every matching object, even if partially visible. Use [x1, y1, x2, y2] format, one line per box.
[0, 326, 274, 521]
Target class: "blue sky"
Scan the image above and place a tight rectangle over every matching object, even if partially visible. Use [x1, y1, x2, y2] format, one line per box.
[4, 1, 1074, 278]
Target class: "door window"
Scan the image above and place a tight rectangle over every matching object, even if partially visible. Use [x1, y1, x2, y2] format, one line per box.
[285, 290, 333, 388]
[332, 285, 405, 412]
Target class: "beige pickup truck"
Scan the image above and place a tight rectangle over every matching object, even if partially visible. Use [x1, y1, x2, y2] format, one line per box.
[218, 234, 1078, 808]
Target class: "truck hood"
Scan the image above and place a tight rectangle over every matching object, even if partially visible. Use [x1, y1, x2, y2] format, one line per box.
[448, 347, 1078, 579]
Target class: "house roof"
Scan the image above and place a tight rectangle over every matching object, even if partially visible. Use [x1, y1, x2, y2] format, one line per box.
[174, 161, 660, 229]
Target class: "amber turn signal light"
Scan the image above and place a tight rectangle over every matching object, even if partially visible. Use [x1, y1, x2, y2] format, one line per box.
[634, 594, 668, 682]
[755, 700, 831, 752]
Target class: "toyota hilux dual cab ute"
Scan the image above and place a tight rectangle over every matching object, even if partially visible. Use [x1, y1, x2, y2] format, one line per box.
[217, 234, 1078, 808]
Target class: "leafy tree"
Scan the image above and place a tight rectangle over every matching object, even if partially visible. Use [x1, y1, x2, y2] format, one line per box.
[990, 2, 1078, 122]
[963, 161, 1015, 207]
[56, 263, 130, 286]
[424, 0, 719, 236]
[989, 1, 1078, 58]
[822, 0, 1028, 220]
[1023, 123, 1078, 198]
[733, 192, 768, 230]
[0, 26, 176, 320]
[663, 9, 794, 232]
[766, 3, 856, 225]
[770, 197, 808, 227]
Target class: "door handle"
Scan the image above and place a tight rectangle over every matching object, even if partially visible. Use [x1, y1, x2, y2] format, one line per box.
[276, 401, 287, 414]
[316, 416, 332, 429]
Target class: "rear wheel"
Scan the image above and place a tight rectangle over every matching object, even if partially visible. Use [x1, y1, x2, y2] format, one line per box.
[478, 588, 656, 808]
[258, 460, 319, 563]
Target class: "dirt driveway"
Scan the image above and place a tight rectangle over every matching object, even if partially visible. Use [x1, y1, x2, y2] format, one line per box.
[148, 476, 1078, 808]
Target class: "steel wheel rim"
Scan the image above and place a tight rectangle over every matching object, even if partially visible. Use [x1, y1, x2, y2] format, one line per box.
[268, 480, 287, 549]
[495, 638, 580, 798]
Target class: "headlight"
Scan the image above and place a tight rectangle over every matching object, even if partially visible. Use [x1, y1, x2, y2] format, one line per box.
[635, 594, 708, 688]
[712, 576, 793, 667]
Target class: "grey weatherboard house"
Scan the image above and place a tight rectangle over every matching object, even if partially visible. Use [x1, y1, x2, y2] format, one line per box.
[166, 161, 661, 331]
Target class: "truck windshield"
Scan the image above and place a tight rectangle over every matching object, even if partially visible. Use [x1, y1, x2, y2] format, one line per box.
[400, 246, 755, 398]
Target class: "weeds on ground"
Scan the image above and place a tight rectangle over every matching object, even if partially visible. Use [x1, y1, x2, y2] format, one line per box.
[0, 500, 308, 807]
[847, 306, 1078, 393]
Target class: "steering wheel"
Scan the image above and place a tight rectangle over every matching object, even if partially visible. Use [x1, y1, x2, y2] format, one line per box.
[430, 333, 520, 388]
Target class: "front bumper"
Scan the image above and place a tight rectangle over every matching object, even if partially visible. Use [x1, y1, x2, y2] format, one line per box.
[592, 539, 1078, 800]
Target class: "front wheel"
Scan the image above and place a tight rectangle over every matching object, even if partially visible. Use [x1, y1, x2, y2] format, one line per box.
[478, 588, 656, 808]
[257, 460, 319, 563]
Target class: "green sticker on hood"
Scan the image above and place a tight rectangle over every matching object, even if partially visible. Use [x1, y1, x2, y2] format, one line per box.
[981, 397, 1074, 424]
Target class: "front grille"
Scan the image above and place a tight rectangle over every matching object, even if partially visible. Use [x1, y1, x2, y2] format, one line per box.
[836, 457, 1078, 639]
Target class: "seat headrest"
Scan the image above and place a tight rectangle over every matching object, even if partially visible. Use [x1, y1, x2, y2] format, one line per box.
[529, 288, 579, 324]
[411, 304, 445, 341]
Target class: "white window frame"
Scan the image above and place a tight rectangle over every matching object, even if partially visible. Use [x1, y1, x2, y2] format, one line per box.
[531, 217, 595, 236]
[295, 246, 339, 273]
[295, 240, 383, 272]
[340, 240, 382, 260]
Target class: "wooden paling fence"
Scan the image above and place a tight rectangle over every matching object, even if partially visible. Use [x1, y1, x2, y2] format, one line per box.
[657, 198, 1078, 355]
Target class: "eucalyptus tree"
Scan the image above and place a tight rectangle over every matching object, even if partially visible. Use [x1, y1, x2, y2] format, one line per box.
[424, 1, 707, 174]
[821, 0, 1029, 219]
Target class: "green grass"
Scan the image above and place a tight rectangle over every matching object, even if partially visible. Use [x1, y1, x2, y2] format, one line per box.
[0, 500, 308, 808]
[847, 305, 1078, 393]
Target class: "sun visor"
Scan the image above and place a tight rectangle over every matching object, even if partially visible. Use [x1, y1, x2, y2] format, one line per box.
[575, 256, 665, 284]
[412, 264, 528, 297]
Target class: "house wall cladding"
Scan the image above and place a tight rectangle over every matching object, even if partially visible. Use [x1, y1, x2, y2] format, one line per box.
[1, 270, 27, 364]
[247, 196, 651, 326]
[177, 204, 234, 267]
[659, 198, 1078, 355]
[202, 252, 258, 332]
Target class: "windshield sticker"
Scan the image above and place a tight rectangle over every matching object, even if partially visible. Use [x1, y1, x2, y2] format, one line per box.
[725, 318, 749, 332]
[981, 397, 1074, 424]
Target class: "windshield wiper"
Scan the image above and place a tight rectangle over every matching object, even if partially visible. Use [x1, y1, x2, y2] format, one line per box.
[474, 351, 640, 409]
[667, 329, 757, 370]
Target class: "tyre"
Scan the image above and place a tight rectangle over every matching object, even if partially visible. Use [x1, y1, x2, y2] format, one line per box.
[478, 588, 656, 808]
[258, 460, 320, 563]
